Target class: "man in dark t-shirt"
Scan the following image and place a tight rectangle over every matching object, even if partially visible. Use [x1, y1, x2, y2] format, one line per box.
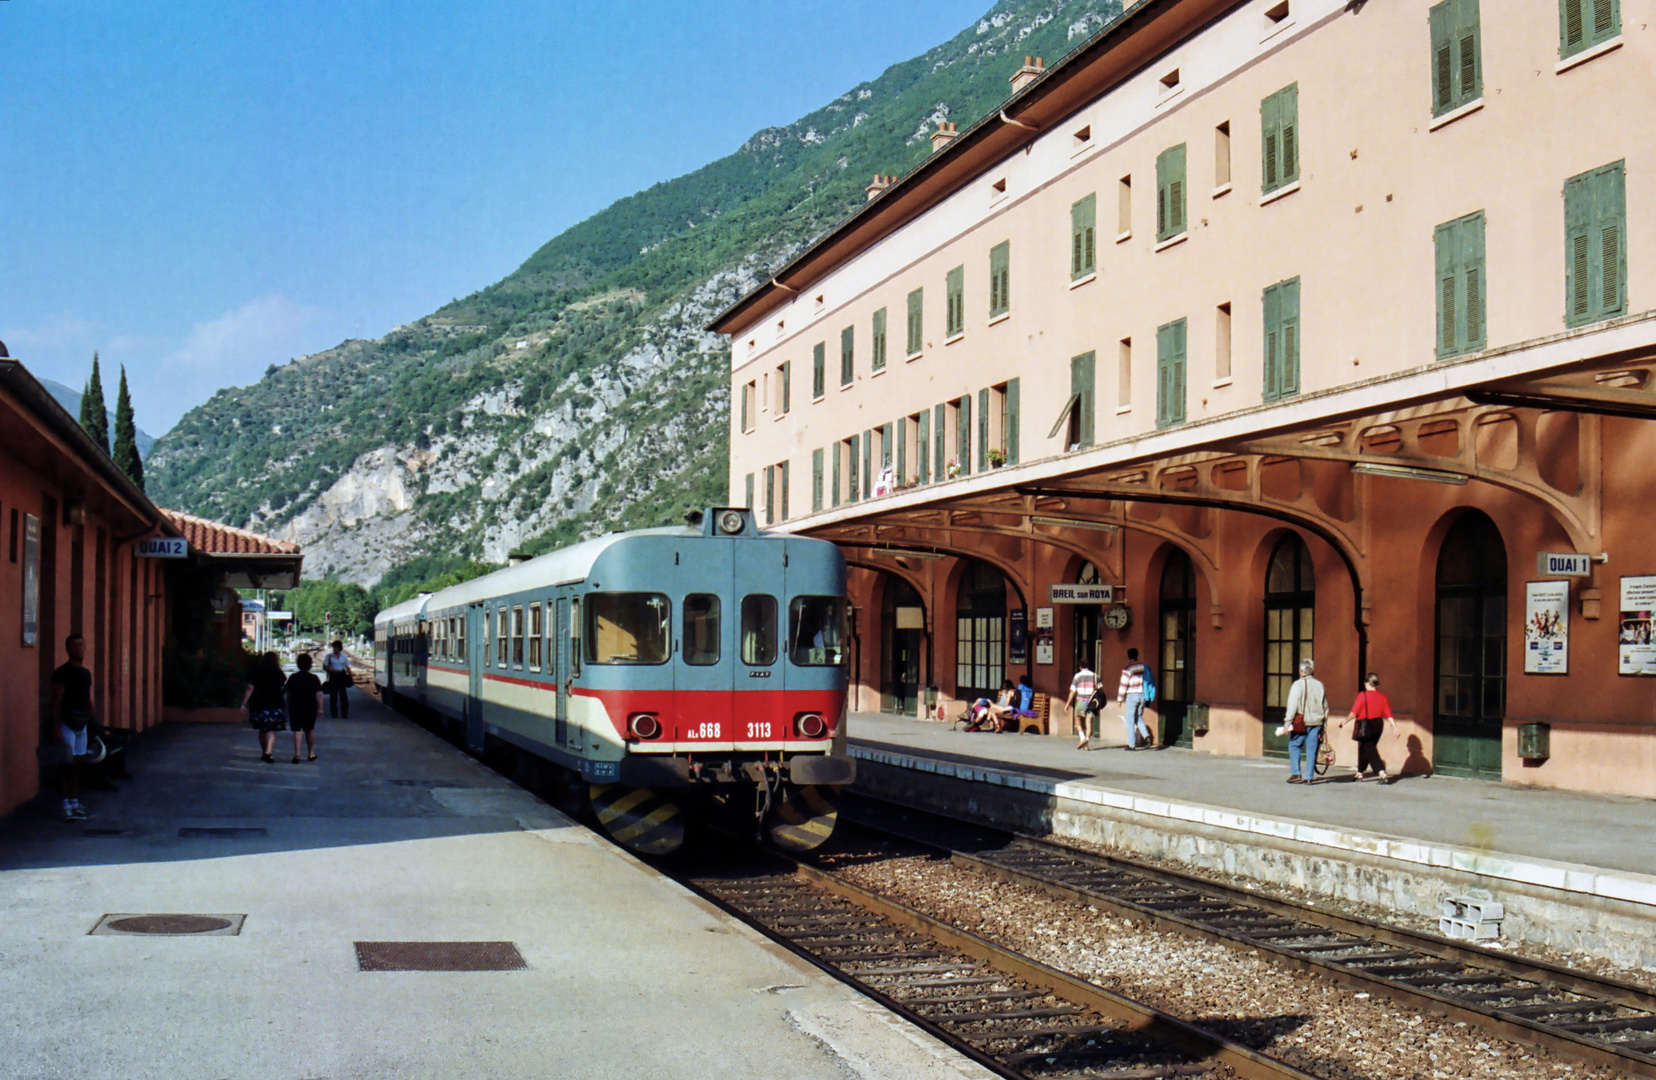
[285, 652, 325, 763]
[49, 634, 97, 821]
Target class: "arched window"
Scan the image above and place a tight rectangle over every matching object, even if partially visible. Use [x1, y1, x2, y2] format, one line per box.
[880, 577, 924, 716]
[956, 561, 1006, 700]
[1073, 561, 1102, 675]
[1263, 534, 1315, 757]
[1159, 549, 1197, 746]
[1434, 510, 1507, 779]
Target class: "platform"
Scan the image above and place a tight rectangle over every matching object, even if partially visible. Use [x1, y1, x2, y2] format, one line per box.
[0, 696, 995, 1080]
[846, 712, 1656, 970]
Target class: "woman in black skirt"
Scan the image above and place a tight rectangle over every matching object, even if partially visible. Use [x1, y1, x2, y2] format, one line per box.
[240, 652, 288, 763]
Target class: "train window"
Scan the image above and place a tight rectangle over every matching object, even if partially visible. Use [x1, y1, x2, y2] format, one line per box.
[511, 605, 525, 667]
[741, 594, 778, 666]
[683, 594, 721, 665]
[483, 608, 491, 663]
[457, 616, 467, 663]
[497, 607, 509, 667]
[545, 599, 556, 678]
[570, 599, 582, 677]
[585, 593, 670, 665]
[789, 596, 847, 667]
[529, 604, 543, 670]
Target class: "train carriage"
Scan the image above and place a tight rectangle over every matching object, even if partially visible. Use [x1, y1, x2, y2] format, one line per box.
[373, 507, 853, 854]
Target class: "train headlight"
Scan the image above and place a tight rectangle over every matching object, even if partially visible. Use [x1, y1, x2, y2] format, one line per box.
[795, 713, 827, 739]
[628, 713, 662, 740]
[717, 510, 745, 535]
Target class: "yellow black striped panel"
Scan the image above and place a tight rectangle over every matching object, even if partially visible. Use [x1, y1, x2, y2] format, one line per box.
[590, 784, 685, 856]
[769, 784, 838, 853]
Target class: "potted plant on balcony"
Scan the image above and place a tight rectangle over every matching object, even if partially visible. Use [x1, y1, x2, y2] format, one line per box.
[987, 448, 1008, 469]
[946, 458, 961, 480]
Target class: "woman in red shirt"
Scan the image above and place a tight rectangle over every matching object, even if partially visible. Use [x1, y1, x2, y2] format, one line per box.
[1339, 673, 1400, 782]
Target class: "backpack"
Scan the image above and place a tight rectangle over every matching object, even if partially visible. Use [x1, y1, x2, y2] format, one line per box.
[1141, 663, 1158, 704]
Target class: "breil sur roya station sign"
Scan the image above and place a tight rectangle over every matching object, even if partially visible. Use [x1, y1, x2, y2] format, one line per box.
[135, 537, 188, 558]
[1050, 583, 1114, 604]
[1537, 552, 1593, 577]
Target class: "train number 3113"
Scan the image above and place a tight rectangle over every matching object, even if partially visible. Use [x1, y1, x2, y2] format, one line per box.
[746, 722, 772, 739]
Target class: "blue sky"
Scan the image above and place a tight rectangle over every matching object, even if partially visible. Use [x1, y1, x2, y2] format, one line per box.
[0, 0, 991, 434]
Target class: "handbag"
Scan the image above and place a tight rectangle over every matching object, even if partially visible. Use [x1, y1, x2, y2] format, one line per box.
[1291, 712, 1306, 734]
[1351, 691, 1380, 740]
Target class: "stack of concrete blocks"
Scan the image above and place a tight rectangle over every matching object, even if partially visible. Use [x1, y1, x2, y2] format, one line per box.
[1440, 895, 1504, 940]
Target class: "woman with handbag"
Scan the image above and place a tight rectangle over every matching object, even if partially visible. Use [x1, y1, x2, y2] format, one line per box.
[1280, 658, 1328, 784]
[1339, 673, 1400, 782]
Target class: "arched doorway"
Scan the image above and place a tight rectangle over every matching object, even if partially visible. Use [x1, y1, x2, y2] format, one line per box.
[880, 577, 924, 715]
[1434, 510, 1507, 779]
[1263, 534, 1315, 758]
[956, 561, 1006, 702]
[1073, 561, 1103, 677]
[1158, 549, 1197, 748]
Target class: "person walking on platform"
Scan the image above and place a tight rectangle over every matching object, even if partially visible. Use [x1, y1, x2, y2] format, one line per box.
[1115, 649, 1156, 750]
[242, 652, 288, 764]
[1064, 661, 1101, 751]
[1338, 673, 1400, 782]
[48, 634, 98, 820]
[1281, 658, 1329, 783]
[322, 640, 352, 719]
[286, 652, 325, 764]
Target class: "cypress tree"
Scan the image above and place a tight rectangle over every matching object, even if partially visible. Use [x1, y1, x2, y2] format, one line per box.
[113, 365, 145, 492]
[79, 352, 110, 453]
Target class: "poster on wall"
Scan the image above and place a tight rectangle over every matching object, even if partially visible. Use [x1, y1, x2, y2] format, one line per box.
[1035, 641, 1055, 666]
[1523, 580, 1569, 675]
[1619, 575, 1656, 675]
[1009, 610, 1028, 664]
[21, 513, 39, 647]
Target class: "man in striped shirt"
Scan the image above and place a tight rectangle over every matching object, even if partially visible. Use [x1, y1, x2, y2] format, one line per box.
[1117, 648, 1155, 751]
[1064, 663, 1100, 751]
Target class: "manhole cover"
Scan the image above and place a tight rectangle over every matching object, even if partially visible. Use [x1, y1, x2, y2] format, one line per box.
[92, 913, 245, 936]
[354, 941, 526, 971]
[178, 827, 268, 838]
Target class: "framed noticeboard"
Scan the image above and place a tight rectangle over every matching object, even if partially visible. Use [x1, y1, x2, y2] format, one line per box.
[1523, 580, 1569, 675]
[1620, 575, 1656, 675]
[1009, 609, 1028, 664]
[21, 513, 40, 647]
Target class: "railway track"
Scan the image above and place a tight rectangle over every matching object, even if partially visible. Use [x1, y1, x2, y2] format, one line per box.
[684, 846, 1320, 1080]
[843, 794, 1656, 1079]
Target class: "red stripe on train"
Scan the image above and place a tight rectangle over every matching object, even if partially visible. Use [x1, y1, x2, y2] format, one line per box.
[573, 687, 844, 743]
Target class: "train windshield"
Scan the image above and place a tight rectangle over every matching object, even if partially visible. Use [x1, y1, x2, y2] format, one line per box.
[585, 593, 671, 665]
[683, 594, 720, 665]
[789, 596, 847, 667]
[741, 595, 778, 666]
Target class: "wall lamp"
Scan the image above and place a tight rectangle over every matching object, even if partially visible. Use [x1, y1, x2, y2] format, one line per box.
[873, 548, 947, 560]
[1030, 516, 1121, 532]
[1350, 462, 1468, 486]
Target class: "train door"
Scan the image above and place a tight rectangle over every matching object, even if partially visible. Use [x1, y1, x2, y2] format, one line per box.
[554, 596, 570, 748]
[466, 603, 485, 751]
[675, 540, 734, 741]
[734, 534, 785, 742]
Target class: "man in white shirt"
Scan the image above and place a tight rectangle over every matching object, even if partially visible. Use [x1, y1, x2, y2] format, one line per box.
[1282, 658, 1329, 783]
[322, 640, 353, 719]
[1064, 663, 1100, 751]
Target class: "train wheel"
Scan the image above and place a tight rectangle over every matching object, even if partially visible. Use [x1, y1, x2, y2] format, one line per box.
[589, 784, 685, 856]
[767, 784, 838, 853]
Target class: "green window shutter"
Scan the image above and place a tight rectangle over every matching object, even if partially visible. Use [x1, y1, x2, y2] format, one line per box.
[917, 409, 931, 484]
[1070, 195, 1097, 279]
[1156, 145, 1187, 240]
[1263, 281, 1282, 402]
[850, 434, 861, 501]
[1565, 162, 1627, 326]
[1280, 278, 1301, 396]
[1279, 86, 1298, 186]
[934, 403, 947, 479]
[812, 448, 824, 512]
[739, 382, 748, 430]
[763, 464, 774, 521]
[1430, 1, 1455, 114]
[1565, 172, 1592, 326]
[1597, 162, 1627, 320]
[896, 418, 907, 483]
[989, 241, 1010, 316]
[1436, 217, 1460, 353]
[946, 265, 965, 337]
[840, 325, 854, 386]
[832, 446, 842, 508]
[782, 361, 791, 413]
[1261, 87, 1296, 193]
[907, 288, 924, 354]
[1006, 378, 1020, 465]
[1070, 352, 1096, 448]
[1461, 217, 1485, 351]
[780, 461, 789, 521]
[882, 422, 894, 468]
[977, 388, 989, 471]
[811, 343, 824, 399]
[958, 394, 972, 475]
[745, 472, 754, 509]
[1455, 0, 1482, 108]
[862, 430, 872, 497]
[1561, 0, 1619, 57]
[872, 307, 887, 371]
[1156, 319, 1188, 428]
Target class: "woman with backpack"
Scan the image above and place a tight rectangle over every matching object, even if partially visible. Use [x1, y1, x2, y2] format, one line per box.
[1338, 672, 1401, 782]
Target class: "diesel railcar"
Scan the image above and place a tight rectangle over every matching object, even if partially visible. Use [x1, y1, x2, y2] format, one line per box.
[373, 507, 854, 854]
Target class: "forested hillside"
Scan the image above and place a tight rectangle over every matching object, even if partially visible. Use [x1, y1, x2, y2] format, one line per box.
[147, 0, 1124, 585]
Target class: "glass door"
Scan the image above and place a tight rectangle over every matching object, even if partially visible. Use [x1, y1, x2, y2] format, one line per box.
[1263, 535, 1315, 758]
[1433, 512, 1507, 779]
[1158, 550, 1197, 748]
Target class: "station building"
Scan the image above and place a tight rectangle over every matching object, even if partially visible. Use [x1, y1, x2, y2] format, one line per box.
[713, 0, 1656, 797]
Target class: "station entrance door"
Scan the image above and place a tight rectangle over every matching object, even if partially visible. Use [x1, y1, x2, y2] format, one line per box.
[881, 577, 923, 716]
[1263, 535, 1315, 758]
[1433, 511, 1506, 780]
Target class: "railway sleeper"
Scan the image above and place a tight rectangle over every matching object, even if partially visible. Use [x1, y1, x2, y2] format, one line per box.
[962, 1023, 1118, 1043]
[1560, 1016, 1656, 1035]
[935, 1006, 1085, 1024]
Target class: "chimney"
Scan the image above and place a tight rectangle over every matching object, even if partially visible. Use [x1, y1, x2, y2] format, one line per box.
[930, 121, 958, 154]
[866, 174, 895, 201]
[1010, 56, 1046, 93]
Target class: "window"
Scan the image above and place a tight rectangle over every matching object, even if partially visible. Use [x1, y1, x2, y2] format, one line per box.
[1264, 0, 1291, 32]
[812, 342, 825, 399]
[812, 447, 825, 512]
[740, 381, 756, 432]
[543, 602, 553, 677]
[1262, 279, 1301, 400]
[457, 615, 467, 662]
[496, 607, 508, 666]
[906, 288, 924, 355]
[1564, 161, 1626, 328]
[1118, 338, 1132, 409]
[789, 596, 847, 666]
[1117, 176, 1132, 236]
[844, 435, 860, 502]
[1560, 0, 1618, 58]
[899, 411, 930, 485]
[683, 594, 720, 666]
[528, 603, 543, 670]
[741, 594, 778, 665]
[956, 393, 972, 476]
[1156, 318, 1188, 428]
[1430, 0, 1482, 116]
[1071, 193, 1097, 278]
[763, 464, 774, 524]
[1073, 124, 1092, 149]
[987, 379, 1020, 465]
[1158, 67, 1182, 100]
[1261, 85, 1298, 195]
[872, 307, 888, 371]
[840, 325, 854, 386]
[1072, 351, 1096, 449]
[778, 361, 792, 413]
[511, 605, 525, 667]
[1156, 144, 1187, 240]
[744, 472, 754, 509]
[778, 459, 790, 521]
[1216, 304, 1233, 381]
[1435, 211, 1486, 356]
[585, 593, 670, 665]
[1215, 122, 1232, 187]
[989, 241, 1010, 318]
[945, 265, 965, 338]
[570, 598, 581, 677]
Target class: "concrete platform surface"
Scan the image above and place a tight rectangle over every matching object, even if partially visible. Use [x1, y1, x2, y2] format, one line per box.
[0, 697, 996, 1080]
[848, 712, 1656, 894]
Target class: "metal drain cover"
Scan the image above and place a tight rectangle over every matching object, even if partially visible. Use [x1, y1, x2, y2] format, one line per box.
[92, 913, 246, 936]
[354, 941, 526, 971]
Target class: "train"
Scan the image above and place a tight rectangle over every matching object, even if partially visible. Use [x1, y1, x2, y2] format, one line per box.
[373, 506, 854, 855]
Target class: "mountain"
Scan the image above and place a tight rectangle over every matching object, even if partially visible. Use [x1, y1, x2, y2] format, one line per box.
[42, 379, 156, 459]
[146, 0, 1124, 585]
